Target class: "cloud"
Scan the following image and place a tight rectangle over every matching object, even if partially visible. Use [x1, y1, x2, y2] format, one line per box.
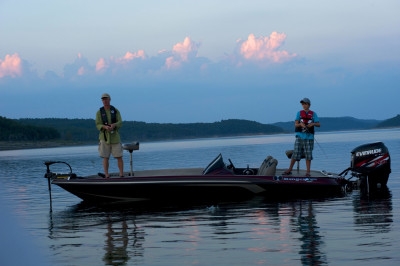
[95, 58, 107, 72]
[0, 33, 300, 87]
[0, 53, 23, 78]
[77, 66, 85, 76]
[122, 50, 146, 61]
[165, 37, 200, 69]
[62, 53, 94, 79]
[95, 50, 147, 73]
[90, 37, 202, 77]
[0, 33, 297, 82]
[238, 32, 297, 63]
[1, 35, 399, 124]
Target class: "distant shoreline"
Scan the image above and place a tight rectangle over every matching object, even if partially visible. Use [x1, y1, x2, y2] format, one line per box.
[1, 126, 398, 151]
[0, 141, 96, 151]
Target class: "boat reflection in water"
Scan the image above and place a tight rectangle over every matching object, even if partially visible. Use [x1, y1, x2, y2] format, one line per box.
[353, 188, 393, 232]
[48, 205, 146, 266]
[45, 192, 394, 266]
[103, 217, 129, 265]
[296, 201, 325, 265]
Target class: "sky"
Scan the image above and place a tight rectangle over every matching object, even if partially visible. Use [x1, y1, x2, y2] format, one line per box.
[1, 0, 399, 124]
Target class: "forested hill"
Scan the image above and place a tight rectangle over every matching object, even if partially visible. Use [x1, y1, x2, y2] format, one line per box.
[375, 114, 400, 128]
[1, 115, 399, 144]
[320, 115, 400, 130]
[14, 118, 284, 142]
[0, 116, 60, 141]
[273, 116, 382, 132]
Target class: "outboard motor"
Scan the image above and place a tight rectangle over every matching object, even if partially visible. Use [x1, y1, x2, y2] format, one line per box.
[349, 142, 391, 191]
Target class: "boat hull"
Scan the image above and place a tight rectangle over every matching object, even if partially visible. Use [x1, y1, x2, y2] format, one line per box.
[44, 141, 392, 204]
[52, 169, 345, 203]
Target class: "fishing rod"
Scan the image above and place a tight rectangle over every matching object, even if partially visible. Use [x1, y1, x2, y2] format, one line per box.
[302, 123, 327, 158]
[312, 134, 327, 157]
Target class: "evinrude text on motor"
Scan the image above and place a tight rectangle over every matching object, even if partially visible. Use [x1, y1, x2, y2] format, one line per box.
[339, 142, 391, 193]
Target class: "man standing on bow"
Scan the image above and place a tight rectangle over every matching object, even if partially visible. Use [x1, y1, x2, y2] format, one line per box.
[95, 93, 124, 178]
[283, 98, 320, 177]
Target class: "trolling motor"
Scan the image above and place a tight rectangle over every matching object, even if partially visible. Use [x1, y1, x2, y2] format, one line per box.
[339, 142, 391, 194]
[44, 161, 75, 211]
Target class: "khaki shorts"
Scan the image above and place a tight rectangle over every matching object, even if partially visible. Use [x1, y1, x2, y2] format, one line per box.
[98, 141, 123, 158]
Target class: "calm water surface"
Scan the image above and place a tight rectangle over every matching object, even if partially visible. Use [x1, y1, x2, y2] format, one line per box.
[0, 129, 399, 266]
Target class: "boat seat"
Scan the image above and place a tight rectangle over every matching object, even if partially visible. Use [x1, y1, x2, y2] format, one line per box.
[123, 142, 140, 176]
[285, 150, 305, 171]
[257, 156, 278, 176]
[285, 150, 305, 160]
[123, 142, 140, 152]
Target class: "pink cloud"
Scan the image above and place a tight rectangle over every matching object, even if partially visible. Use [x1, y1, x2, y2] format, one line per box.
[165, 37, 200, 69]
[0, 53, 23, 78]
[172, 37, 199, 61]
[239, 32, 296, 63]
[96, 58, 107, 72]
[165, 56, 180, 69]
[122, 50, 146, 61]
[77, 66, 85, 76]
[95, 50, 146, 72]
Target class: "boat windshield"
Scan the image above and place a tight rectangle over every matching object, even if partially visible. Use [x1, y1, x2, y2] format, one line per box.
[202, 153, 225, 175]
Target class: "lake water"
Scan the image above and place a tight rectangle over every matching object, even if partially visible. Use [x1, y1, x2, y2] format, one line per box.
[0, 129, 399, 266]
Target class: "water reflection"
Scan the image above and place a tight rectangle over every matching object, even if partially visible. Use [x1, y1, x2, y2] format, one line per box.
[353, 189, 393, 233]
[103, 217, 129, 265]
[43, 191, 398, 266]
[254, 199, 326, 265]
[102, 215, 146, 265]
[295, 201, 326, 265]
[47, 205, 146, 265]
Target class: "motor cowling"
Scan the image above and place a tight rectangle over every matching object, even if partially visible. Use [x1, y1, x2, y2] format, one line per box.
[350, 142, 391, 186]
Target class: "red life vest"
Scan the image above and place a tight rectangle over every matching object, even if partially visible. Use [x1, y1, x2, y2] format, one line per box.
[295, 110, 314, 134]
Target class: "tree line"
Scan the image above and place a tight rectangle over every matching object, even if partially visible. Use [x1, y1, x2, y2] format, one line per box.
[375, 114, 400, 128]
[10, 118, 284, 143]
[2, 114, 399, 143]
[0, 116, 60, 141]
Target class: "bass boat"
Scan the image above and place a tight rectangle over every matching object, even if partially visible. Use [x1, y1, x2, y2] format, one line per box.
[44, 142, 391, 204]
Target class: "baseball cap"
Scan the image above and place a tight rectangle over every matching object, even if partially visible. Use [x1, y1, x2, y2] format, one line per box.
[101, 93, 111, 99]
[300, 98, 311, 105]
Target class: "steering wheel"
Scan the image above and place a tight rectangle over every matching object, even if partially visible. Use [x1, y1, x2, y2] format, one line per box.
[227, 159, 236, 170]
[243, 168, 254, 175]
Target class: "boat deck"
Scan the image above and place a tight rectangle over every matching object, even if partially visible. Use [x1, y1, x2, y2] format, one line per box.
[277, 168, 337, 178]
[84, 168, 337, 179]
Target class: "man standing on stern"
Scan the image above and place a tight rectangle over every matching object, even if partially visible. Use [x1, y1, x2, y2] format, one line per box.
[96, 93, 124, 178]
[283, 98, 320, 177]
